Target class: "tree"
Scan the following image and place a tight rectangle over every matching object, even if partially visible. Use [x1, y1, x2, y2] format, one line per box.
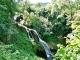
[35, 2, 41, 7]
[0, 0, 18, 42]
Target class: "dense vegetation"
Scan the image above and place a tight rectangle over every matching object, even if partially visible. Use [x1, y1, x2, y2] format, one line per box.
[0, 0, 80, 60]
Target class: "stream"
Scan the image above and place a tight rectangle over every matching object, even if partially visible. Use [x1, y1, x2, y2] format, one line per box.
[27, 29, 53, 60]
[18, 23, 53, 60]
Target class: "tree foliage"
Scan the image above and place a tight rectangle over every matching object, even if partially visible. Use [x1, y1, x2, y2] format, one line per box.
[0, 0, 80, 60]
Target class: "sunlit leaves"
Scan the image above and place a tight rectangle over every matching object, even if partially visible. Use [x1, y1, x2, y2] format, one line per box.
[0, 43, 44, 60]
[54, 20, 80, 60]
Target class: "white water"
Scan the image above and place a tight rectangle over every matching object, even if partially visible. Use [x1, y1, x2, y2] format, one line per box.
[27, 29, 53, 60]
[39, 38, 52, 58]
[17, 23, 53, 60]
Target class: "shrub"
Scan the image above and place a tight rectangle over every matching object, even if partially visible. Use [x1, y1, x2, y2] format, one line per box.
[54, 21, 80, 60]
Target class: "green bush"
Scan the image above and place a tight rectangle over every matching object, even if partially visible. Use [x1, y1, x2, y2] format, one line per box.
[11, 26, 37, 53]
[54, 21, 80, 60]
[0, 26, 44, 60]
[0, 0, 18, 42]
[0, 43, 44, 60]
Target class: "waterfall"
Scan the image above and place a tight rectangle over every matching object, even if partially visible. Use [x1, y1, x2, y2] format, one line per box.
[39, 38, 53, 59]
[17, 23, 53, 60]
[27, 29, 53, 60]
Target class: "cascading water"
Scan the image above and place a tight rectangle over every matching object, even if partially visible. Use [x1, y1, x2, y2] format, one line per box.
[39, 38, 53, 60]
[27, 29, 53, 60]
[17, 23, 53, 60]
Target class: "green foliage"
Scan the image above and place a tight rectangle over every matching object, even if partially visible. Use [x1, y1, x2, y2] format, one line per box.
[11, 26, 37, 53]
[52, 18, 72, 36]
[0, 0, 18, 42]
[0, 43, 44, 60]
[54, 22, 80, 60]
[0, 26, 44, 60]
[35, 2, 41, 7]
[0, 1, 44, 59]
[21, 0, 73, 51]
[27, 12, 41, 29]
[51, 1, 80, 59]
[1, 0, 80, 60]
[43, 34, 60, 50]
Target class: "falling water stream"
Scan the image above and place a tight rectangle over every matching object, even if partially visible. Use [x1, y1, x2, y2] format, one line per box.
[18, 23, 53, 60]
[27, 29, 53, 60]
